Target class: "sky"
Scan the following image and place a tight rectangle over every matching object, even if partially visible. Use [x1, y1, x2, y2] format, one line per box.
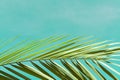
[0, 0, 119, 41]
[0, 0, 120, 79]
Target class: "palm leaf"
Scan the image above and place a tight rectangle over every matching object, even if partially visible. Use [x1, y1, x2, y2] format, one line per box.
[0, 36, 120, 80]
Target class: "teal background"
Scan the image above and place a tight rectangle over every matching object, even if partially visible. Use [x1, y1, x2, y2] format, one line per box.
[0, 0, 119, 41]
[0, 0, 120, 79]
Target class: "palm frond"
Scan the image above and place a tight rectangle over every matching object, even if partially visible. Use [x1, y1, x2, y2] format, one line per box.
[0, 36, 120, 80]
[1, 59, 120, 80]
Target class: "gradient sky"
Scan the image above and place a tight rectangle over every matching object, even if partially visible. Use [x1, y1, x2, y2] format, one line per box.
[0, 0, 120, 41]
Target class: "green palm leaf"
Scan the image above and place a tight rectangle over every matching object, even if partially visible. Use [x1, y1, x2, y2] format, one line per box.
[0, 36, 120, 80]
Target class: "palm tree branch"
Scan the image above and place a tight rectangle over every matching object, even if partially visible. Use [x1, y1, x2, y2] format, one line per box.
[0, 36, 120, 79]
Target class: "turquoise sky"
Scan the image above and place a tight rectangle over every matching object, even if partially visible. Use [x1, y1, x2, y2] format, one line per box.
[0, 0, 119, 41]
[0, 0, 120, 79]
